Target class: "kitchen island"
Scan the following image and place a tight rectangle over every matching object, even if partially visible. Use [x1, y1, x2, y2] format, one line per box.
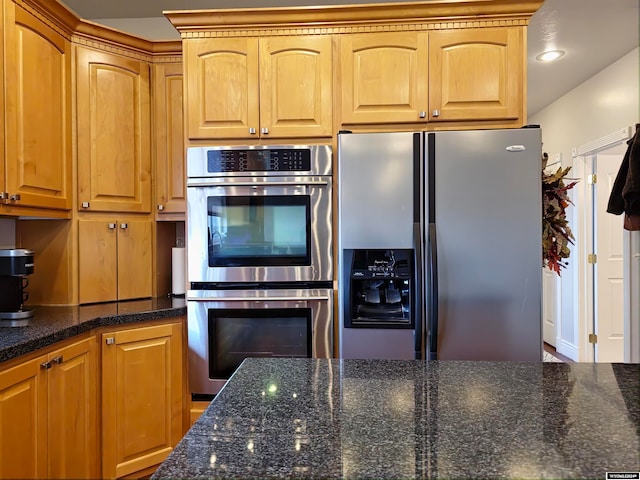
[152, 358, 639, 480]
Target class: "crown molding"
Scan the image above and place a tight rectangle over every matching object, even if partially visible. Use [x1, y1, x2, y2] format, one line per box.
[164, 0, 544, 36]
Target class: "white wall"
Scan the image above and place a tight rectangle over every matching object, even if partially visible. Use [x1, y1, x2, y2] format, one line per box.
[530, 47, 640, 358]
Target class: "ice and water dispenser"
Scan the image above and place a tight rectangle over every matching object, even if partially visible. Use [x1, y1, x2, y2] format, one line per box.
[342, 249, 414, 329]
[339, 248, 418, 359]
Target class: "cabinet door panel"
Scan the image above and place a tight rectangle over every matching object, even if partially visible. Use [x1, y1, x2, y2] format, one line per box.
[77, 47, 151, 212]
[185, 38, 259, 139]
[340, 32, 428, 124]
[429, 28, 523, 121]
[78, 219, 118, 304]
[102, 323, 183, 478]
[0, 1, 4, 201]
[259, 36, 332, 137]
[4, 3, 72, 210]
[153, 63, 185, 215]
[48, 338, 97, 479]
[117, 219, 152, 301]
[0, 356, 48, 479]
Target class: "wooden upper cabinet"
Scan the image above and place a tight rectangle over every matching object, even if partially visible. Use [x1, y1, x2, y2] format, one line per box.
[428, 27, 524, 122]
[184, 37, 258, 139]
[259, 36, 332, 138]
[76, 47, 151, 213]
[0, 0, 4, 207]
[339, 32, 428, 125]
[184, 36, 332, 140]
[3, 2, 72, 210]
[153, 63, 185, 217]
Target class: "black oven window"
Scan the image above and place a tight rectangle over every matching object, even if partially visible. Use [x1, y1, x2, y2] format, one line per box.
[208, 308, 312, 379]
[207, 195, 311, 267]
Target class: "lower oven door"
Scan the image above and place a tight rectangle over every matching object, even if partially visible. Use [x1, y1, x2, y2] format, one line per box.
[187, 288, 333, 395]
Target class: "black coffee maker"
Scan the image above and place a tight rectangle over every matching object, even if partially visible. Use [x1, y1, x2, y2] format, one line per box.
[0, 249, 35, 325]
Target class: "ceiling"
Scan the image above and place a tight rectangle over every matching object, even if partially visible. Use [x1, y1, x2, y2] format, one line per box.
[61, 0, 639, 117]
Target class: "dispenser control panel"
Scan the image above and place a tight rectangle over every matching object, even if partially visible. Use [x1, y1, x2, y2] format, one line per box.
[350, 250, 412, 279]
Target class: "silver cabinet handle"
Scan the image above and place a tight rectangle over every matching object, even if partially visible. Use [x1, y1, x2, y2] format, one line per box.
[120, 223, 128, 229]
[157, 204, 165, 211]
[41, 361, 52, 370]
[0, 192, 8, 200]
[82, 201, 90, 208]
[51, 356, 63, 365]
[105, 337, 115, 345]
[9, 194, 20, 201]
[432, 109, 440, 117]
[249, 127, 256, 135]
[419, 111, 426, 118]
[261, 127, 269, 135]
[108, 223, 116, 229]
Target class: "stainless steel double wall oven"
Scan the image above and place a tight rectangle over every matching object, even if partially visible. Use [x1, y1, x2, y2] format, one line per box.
[186, 145, 333, 395]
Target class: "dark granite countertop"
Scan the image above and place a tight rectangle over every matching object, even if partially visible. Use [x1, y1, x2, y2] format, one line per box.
[152, 358, 640, 480]
[0, 296, 186, 364]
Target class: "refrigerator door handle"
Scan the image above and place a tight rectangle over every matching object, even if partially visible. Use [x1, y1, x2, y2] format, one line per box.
[427, 223, 439, 360]
[414, 223, 423, 359]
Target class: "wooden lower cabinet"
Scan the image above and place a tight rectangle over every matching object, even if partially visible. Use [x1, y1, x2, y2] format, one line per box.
[189, 400, 211, 427]
[101, 322, 183, 479]
[0, 337, 97, 479]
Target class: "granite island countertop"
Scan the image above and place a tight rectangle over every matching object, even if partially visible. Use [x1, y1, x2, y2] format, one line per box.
[0, 296, 186, 363]
[152, 358, 640, 480]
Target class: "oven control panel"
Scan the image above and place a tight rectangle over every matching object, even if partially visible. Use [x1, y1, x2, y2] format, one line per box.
[207, 149, 311, 173]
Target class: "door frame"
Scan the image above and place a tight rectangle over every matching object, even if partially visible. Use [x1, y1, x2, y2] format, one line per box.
[572, 126, 632, 362]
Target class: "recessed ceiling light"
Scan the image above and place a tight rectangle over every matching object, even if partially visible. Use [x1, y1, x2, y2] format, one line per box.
[536, 50, 566, 62]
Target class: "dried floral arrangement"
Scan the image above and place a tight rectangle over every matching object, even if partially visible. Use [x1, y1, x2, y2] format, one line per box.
[542, 153, 578, 275]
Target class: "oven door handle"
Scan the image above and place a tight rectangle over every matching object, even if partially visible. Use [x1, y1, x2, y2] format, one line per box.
[187, 293, 332, 302]
[187, 180, 329, 188]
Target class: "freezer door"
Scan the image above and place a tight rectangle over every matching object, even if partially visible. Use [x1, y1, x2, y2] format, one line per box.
[427, 128, 542, 361]
[338, 132, 418, 249]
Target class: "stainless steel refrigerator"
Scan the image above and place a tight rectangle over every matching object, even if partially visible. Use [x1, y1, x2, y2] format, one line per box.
[338, 128, 542, 361]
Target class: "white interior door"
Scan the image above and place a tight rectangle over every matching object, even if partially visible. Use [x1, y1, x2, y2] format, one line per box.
[542, 268, 558, 346]
[595, 152, 624, 362]
[542, 158, 561, 348]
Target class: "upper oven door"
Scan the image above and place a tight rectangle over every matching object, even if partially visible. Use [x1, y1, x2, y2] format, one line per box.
[187, 176, 332, 283]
